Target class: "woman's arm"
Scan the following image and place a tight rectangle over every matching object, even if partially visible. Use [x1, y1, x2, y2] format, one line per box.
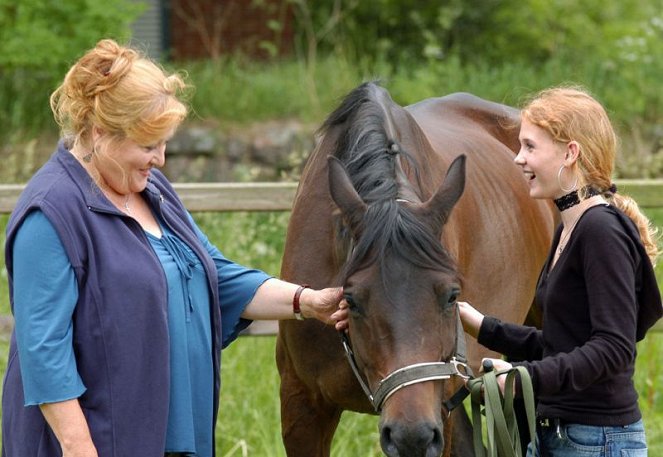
[242, 278, 342, 323]
[12, 211, 92, 454]
[460, 301, 544, 361]
[40, 400, 98, 457]
[186, 213, 342, 326]
[12, 211, 87, 404]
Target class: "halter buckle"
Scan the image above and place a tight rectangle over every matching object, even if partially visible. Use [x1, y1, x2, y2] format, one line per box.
[450, 357, 472, 380]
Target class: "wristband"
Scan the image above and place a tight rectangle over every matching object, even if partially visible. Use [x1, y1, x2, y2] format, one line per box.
[293, 284, 310, 321]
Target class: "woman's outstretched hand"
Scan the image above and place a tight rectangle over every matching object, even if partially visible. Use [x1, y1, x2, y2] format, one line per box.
[301, 287, 344, 324]
[331, 299, 350, 332]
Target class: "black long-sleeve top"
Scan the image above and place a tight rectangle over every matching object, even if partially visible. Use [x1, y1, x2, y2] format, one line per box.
[478, 204, 662, 426]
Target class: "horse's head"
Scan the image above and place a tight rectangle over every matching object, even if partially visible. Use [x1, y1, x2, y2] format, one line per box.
[329, 151, 468, 457]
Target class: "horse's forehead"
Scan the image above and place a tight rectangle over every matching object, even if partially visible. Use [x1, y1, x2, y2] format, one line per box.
[350, 259, 455, 298]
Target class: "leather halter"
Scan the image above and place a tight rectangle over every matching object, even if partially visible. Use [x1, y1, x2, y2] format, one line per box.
[339, 304, 474, 413]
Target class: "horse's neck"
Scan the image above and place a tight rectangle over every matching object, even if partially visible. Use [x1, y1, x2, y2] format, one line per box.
[395, 156, 422, 203]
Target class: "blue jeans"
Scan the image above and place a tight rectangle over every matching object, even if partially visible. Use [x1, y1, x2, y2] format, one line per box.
[526, 419, 647, 456]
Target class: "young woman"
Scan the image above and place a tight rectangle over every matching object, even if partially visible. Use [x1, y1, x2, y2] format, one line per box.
[458, 87, 662, 456]
[2, 39, 342, 457]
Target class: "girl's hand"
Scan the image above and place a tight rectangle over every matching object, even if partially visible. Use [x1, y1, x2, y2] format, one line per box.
[457, 301, 485, 338]
[480, 358, 514, 394]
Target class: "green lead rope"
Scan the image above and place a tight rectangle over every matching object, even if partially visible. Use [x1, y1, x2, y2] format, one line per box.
[467, 363, 537, 457]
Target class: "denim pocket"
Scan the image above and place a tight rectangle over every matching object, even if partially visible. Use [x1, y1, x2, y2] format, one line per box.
[563, 423, 604, 453]
[607, 427, 647, 456]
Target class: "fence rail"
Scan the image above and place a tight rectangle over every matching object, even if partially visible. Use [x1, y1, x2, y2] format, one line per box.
[2, 180, 663, 213]
[0, 182, 299, 214]
[1, 180, 662, 333]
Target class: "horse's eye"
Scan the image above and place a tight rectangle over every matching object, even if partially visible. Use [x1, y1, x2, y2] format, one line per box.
[443, 286, 461, 307]
[344, 293, 356, 308]
[344, 293, 363, 315]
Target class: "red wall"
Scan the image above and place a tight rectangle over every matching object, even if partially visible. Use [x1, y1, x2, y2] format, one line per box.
[169, 0, 295, 60]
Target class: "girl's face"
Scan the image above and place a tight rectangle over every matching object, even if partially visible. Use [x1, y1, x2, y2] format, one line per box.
[95, 132, 172, 195]
[514, 118, 571, 200]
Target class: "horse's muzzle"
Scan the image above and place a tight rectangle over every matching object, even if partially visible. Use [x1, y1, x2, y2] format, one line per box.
[380, 419, 443, 457]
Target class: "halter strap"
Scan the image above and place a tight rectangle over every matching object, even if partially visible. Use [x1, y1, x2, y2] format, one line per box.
[339, 306, 473, 412]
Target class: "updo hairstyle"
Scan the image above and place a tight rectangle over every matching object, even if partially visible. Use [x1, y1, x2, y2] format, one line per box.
[50, 39, 188, 150]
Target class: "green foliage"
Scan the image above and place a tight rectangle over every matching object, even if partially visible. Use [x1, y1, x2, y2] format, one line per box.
[283, 0, 663, 155]
[291, 0, 657, 64]
[2, 0, 663, 180]
[192, 211, 290, 276]
[0, 0, 144, 137]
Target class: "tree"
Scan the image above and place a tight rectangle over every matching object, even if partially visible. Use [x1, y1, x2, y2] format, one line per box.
[0, 0, 143, 136]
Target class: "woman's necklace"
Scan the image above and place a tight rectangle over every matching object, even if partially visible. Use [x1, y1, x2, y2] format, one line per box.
[123, 194, 132, 214]
[556, 213, 583, 255]
[104, 191, 132, 215]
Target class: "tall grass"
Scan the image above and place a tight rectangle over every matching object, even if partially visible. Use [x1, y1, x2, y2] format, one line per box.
[181, 53, 661, 132]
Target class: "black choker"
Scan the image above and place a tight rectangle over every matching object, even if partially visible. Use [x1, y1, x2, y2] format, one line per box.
[554, 187, 601, 211]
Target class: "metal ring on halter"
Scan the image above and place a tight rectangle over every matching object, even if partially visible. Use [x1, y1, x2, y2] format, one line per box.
[557, 165, 578, 193]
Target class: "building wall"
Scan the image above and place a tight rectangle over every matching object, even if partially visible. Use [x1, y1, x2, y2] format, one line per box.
[168, 0, 295, 60]
[130, 0, 166, 60]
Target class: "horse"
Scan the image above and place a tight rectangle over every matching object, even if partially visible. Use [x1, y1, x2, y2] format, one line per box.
[276, 81, 555, 457]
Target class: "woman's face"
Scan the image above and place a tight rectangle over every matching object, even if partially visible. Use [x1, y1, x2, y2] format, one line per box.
[95, 132, 172, 195]
[514, 118, 570, 200]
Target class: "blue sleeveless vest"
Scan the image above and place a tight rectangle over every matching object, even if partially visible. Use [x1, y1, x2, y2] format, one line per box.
[2, 142, 223, 456]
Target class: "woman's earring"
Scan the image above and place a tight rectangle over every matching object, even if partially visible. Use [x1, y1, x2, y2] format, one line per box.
[557, 165, 578, 193]
[83, 144, 98, 163]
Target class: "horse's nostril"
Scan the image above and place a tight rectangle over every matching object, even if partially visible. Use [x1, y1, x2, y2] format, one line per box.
[430, 427, 444, 456]
[380, 422, 443, 457]
[380, 425, 401, 457]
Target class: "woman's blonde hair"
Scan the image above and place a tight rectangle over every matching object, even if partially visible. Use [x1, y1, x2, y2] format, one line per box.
[522, 86, 660, 265]
[50, 39, 188, 149]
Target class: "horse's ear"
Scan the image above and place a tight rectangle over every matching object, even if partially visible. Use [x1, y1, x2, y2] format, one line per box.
[421, 154, 466, 235]
[328, 156, 367, 235]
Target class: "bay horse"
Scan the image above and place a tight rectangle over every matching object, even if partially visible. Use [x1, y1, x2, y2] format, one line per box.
[276, 82, 555, 457]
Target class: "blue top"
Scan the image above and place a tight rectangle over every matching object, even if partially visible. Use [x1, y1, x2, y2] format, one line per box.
[12, 211, 85, 405]
[4, 144, 243, 457]
[12, 210, 270, 456]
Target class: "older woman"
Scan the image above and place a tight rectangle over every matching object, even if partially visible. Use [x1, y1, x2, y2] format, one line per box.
[3, 39, 341, 457]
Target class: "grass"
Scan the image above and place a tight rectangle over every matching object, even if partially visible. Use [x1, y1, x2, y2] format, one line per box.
[0, 209, 661, 455]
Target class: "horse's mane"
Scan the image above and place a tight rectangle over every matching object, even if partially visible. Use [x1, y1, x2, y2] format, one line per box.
[321, 82, 457, 281]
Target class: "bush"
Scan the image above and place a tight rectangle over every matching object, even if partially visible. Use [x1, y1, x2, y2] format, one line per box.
[0, 0, 143, 138]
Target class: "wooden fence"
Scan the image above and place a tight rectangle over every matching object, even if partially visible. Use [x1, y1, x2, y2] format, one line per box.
[2, 180, 663, 213]
[1, 180, 662, 333]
